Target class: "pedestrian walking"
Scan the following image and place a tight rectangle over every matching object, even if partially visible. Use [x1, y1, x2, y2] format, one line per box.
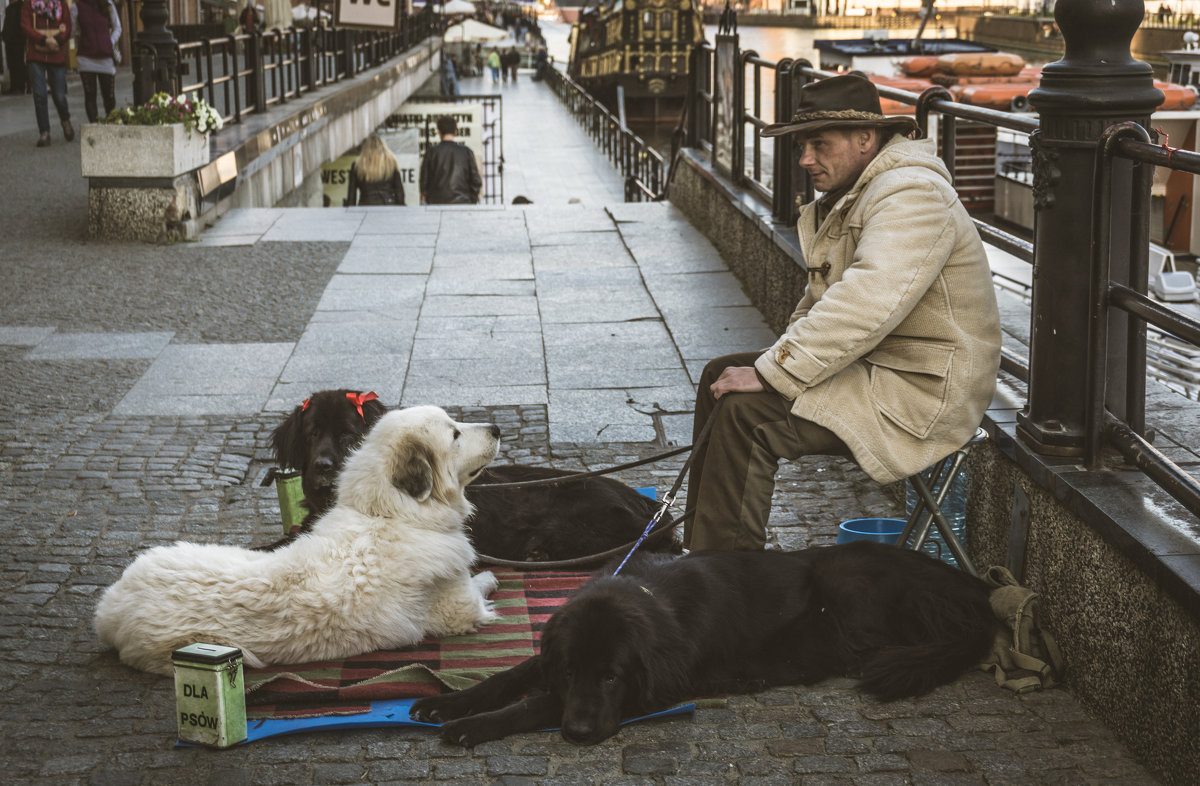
[239, 2, 259, 34]
[70, 0, 121, 123]
[419, 115, 481, 205]
[440, 53, 458, 96]
[345, 134, 406, 206]
[531, 46, 547, 81]
[486, 47, 500, 83]
[22, 0, 72, 147]
[3, 0, 28, 94]
[503, 46, 520, 82]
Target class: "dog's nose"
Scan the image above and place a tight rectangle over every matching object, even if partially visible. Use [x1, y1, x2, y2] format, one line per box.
[562, 720, 594, 744]
[489, 424, 500, 439]
[314, 456, 335, 472]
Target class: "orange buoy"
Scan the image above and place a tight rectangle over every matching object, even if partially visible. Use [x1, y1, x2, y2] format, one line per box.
[900, 55, 940, 78]
[955, 82, 1039, 111]
[1154, 80, 1199, 111]
[869, 75, 930, 114]
[935, 52, 1026, 77]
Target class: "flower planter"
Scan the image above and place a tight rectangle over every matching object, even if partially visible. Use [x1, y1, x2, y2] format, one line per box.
[80, 123, 211, 178]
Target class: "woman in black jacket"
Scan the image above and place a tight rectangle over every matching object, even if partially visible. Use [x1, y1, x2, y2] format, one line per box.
[346, 134, 405, 206]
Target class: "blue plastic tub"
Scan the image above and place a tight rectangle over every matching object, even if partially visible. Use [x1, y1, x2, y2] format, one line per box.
[836, 517, 906, 545]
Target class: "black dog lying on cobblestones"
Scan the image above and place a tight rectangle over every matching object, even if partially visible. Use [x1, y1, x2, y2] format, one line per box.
[411, 541, 996, 745]
[269, 389, 677, 561]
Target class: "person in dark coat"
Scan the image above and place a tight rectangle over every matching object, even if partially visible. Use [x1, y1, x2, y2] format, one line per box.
[419, 115, 482, 205]
[531, 46, 547, 81]
[345, 134, 406, 206]
[3, 0, 29, 94]
[502, 46, 520, 82]
[71, 0, 121, 122]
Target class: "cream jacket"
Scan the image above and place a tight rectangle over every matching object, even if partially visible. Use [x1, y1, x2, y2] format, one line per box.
[754, 135, 1002, 484]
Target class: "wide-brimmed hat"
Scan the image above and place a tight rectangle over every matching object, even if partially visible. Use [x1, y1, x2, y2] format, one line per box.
[760, 73, 919, 138]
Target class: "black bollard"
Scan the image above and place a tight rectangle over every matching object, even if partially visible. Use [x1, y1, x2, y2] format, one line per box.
[132, 0, 179, 105]
[1017, 0, 1163, 456]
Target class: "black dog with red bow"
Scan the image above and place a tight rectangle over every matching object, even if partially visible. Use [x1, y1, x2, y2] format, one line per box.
[267, 389, 678, 562]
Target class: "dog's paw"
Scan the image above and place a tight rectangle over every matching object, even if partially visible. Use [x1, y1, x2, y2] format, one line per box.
[411, 693, 475, 724]
[472, 570, 499, 596]
[438, 716, 506, 747]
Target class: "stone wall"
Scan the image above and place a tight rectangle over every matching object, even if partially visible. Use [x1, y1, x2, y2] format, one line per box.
[966, 438, 1200, 784]
[669, 150, 809, 334]
[211, 39, 440, 214]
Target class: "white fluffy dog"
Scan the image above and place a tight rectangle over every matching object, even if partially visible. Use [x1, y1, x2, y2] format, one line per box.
[94, 406, 502, 676]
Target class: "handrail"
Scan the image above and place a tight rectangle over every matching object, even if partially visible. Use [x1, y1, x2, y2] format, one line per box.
[686, 43, 1042, 226]
[174, 15, 438, 132]
[1085, 123, 1200, 516]
[543, 64, 668, 202]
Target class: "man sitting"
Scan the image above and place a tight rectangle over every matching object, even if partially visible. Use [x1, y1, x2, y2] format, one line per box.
[685, 73, 1002, 552]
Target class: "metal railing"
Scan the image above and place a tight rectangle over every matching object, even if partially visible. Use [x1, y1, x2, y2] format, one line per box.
[682, 37, 1200, 521]
[686, 40, 1041, 225]
[175, 15, 438, 130]
[1086, 123, 1200, 517]
[542, 65, 668, 202]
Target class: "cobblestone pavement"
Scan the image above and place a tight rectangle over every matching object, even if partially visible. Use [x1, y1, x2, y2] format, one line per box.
[0, 61, 1162, 786]
[0, 396, 1161, 785]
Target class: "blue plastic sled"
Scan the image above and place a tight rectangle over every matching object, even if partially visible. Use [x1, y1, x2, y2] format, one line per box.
[178, 698, 694, 746]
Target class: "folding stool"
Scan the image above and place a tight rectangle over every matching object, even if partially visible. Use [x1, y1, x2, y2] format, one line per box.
[893, 427, 989, 577]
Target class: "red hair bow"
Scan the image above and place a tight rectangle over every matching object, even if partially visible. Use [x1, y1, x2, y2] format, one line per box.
[300, 391, 380, 421]
[347, 391, 379, 420]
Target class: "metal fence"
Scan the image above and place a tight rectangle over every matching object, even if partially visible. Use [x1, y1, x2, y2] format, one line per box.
[542, 65, 669, 202]
[175, 16, 438, 129]
[681, 34, 1200, 522]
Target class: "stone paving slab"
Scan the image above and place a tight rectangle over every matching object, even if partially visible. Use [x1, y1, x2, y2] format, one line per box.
[112, 343, 294, 416]
[0, 326, 56, 346]
[24, 331, 174, 360]
[339, 245, 437, 274]
[260, 210, 366, 243]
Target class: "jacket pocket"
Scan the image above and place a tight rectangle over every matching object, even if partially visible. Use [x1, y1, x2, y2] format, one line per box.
[865, 340, 955, 439]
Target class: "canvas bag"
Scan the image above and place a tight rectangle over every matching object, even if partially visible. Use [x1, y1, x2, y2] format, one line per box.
[979, 565, 1065, 693]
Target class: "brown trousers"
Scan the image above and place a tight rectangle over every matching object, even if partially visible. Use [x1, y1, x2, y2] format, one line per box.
[684, 351, 851, 551]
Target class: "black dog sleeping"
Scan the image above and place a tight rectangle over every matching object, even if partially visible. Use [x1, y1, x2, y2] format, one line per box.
[410, 541, 997, 745]
[268, 389, 677, 561]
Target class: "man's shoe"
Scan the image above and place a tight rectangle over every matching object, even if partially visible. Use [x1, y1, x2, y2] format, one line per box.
[61, 120, 74, 142]
[36, 133, 51, 147]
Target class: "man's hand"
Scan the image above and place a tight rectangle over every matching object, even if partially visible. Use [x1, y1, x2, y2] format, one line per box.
[710, 366, 764, 399]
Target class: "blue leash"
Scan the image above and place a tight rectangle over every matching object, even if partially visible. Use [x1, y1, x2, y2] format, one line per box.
[612, 398, 725, 576]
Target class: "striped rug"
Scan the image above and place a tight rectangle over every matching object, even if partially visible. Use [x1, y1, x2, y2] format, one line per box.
[243, 570, 591, 720]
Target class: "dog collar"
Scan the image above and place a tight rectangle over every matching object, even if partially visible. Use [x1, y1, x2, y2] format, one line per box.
[347, 391, 379, 420]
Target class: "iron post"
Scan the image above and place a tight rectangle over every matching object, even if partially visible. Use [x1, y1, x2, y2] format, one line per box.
[132, 0, 179, 104]
[1017, 0, 1162, 456]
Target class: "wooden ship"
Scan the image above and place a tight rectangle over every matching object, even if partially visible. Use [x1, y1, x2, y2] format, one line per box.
[567, 0, 705, 123]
